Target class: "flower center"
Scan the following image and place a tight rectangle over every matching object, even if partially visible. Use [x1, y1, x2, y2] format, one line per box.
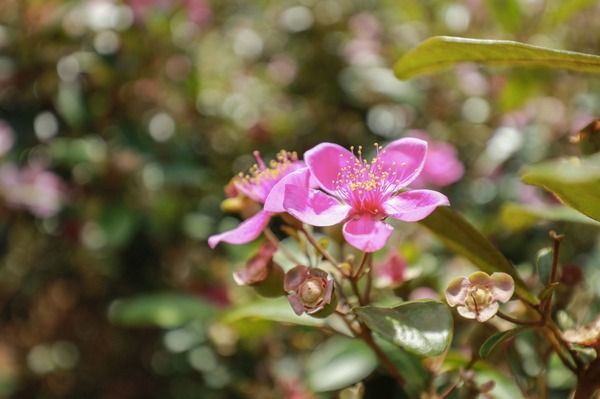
[464, 287, 493, 314]
[235, 150, 299, 202]
[333, 144, 406, 213]
[300, 278, 324, 304]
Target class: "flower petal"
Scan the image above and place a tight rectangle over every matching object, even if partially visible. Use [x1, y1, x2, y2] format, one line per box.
[287, 293, 306, 316]
[283, 184, 351, 226]
[264, 167, 311, 213]
[208, 210, 272, 248]
[284, 265, 309, 292]
[490, 272, 515, 303]
[342, 215, 393, 253]
[456, 305, 477, 320]
[305, 142, 356, 194]
[377, 138, 428, 188]
[475, 302, 499, 322]
[445, 277, 470, 306]
[383, 190, 449, 222]
[468, 271, 493, 287]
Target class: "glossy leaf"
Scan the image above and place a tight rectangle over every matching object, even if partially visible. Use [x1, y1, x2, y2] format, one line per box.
[394, 36, 600, 80]
[109, 292, 217, 328]
[306, 337, 377, 392]
[222, 296, 326, 327]
[355, 300, 452, 357]
[501, 202, 600, 231]
[521, 154, 600, 222]
[419, 207, 537, 304]
[479, 328, 527, 358]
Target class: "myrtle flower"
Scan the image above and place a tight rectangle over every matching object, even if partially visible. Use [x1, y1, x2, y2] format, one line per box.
[208, 150, 305, 248]
[282, 138, 449, 252]
[563, 316, 600, 348]
[445, 272, 515, 322]
[0, 163, 65, 218]
[407, 131, 464, 188]
[284, 266, 335, 316]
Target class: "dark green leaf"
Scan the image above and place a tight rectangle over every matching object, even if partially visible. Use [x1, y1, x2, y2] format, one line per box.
[419, 207, 537, 304]
[536, 247, 553, 284]
[109, 292, 216, 328]
[501, 203, 600, 231]
[394, 36, 600, 80]
[374, 336, 428, 396]
[306, 337, 377, 392]
[355, 300, 452, 357]
[521, 154, 600, 222]
[479, 328, 527, 358]
[222, 296, 326, 327]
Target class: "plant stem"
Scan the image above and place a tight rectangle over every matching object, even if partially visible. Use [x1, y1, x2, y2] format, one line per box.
[542, 327, 577, 373]
[358, 323, 405, 386]
[496, 310, 543, 326]
[300, 226, 338, 267]
[543, 231, 563, 320]
[264, 228, 301, 264]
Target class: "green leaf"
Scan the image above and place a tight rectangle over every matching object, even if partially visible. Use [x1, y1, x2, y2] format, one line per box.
[222, 296, 326, 327]
[109, 292, 216, 328]
[501, 202, 600, 231]
[536, 247, 553, 284]
[419, 207, 537, 304]
[354, 300, 453, 357]
[521, 154, 600, 222]
[306, 337, 377, 392]
[374, 336, 428, 396]
[394, 36, 600, 80]
[486, 0, 523, 33]
[479, 328, 527, 358]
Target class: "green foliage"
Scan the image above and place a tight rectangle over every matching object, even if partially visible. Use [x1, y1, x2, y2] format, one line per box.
[306, 337, 377, 392]
[521, 154, 600, 222]
[394, 36, 600, 79]
[500, 203, 600, 231]
[108, 293, 217, 328]
[221, 297, 327, 327]
[420, 207, 537, 304]
[479, 328, 527, 358]
[354, 301, 452, 357]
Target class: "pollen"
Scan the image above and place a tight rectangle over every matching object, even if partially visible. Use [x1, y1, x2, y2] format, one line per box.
[241, 150, 298, 185]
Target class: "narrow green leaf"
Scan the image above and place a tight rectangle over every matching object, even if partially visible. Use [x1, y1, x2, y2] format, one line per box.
[108, 292, 216, 328]
[479, 328, 527, 358]
[419, 207, 537, 304]
[306, 337, 377, 392]
[501, 202, 600, 231]
[521, 154, 600, 222]
[222, 296, 326, 327]
[394, 36, 600, 80]
[355, 300, 453, 357]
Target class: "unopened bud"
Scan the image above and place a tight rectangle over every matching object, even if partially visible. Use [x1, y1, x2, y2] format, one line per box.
[233, 242, 285, 297]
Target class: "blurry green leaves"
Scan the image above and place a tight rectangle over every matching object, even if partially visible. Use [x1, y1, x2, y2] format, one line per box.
[355, 301, 452, 357]
[501, 203, 600, 232]
[419, 207, 537, 304]
[394, 36, 600, 80]
[222, 296, 326, 328]
[306, 337, 377, 392]
[521, 154, 600, 222]
[479, 328, 527, 358]
[109, 293, 217, 328]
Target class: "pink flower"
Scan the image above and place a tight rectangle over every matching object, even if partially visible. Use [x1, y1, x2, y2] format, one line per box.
[407, 131, 464, 188]
[445, 272, 515, 322]
[208, 150, 305, 248]
[0, 163, 65, 218]
[374, 251, 406, 288]
[282, 138, 449, 252]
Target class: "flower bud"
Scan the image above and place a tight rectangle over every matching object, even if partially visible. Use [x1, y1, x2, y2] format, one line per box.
[232, 242, 285, 297]
[284, 265, 336, 317]
[445, 271, 514, 322]
[374, 251, 406, 288]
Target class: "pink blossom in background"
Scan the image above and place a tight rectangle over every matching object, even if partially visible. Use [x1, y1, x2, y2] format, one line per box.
[374, 251, 406, 288]
[208, 150, 305, 248]
[409, 287, 439, 301]
[282, 138, 449, 252]
[0, 120, 14, 157]
[0, 163, 65, 218]
[407, 131, 464, 188]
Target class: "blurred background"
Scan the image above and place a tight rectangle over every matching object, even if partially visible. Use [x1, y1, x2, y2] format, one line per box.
[1, 0, 600, 397]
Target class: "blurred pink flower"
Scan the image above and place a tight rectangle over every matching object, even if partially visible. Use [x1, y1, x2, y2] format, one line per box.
[208, 150, 305, 248]
[408, 131, 464, 188]
[374, 251, 406, 288]
[282, 138, 449, 252]
[445, 271, 514, 322]
[0, 120, 14, 157]
[0, 163, 65, 218]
